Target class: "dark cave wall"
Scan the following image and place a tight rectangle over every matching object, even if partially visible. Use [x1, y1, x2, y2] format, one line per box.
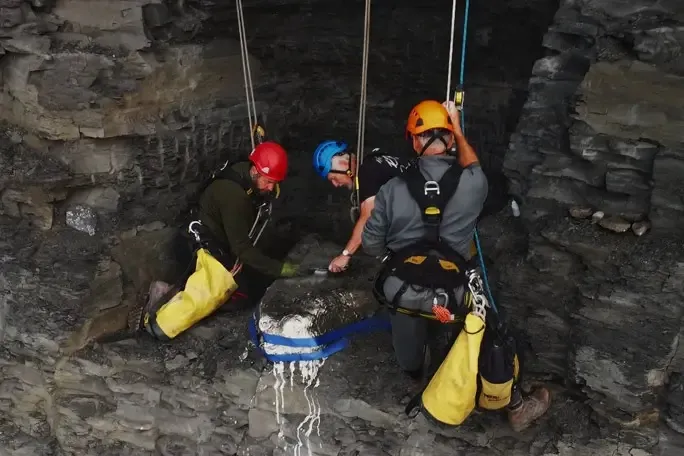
[0, 0, 559, 242]
[238, 0, 560, 238]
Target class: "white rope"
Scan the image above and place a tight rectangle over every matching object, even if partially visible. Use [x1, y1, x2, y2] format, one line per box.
[351, 0, 371, 217]
[236, 0, 258, 150]
[445, 0, 458, 102]
[355, 0, 372, 174]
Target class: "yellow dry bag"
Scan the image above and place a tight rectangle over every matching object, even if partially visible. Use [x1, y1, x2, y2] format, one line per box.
[477, 329, 520, 410]
[419, 312, 485, 425]
[144, 248, 238, 339]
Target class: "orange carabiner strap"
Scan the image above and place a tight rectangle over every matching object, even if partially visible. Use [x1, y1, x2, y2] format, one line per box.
[432, 305, 453, 323]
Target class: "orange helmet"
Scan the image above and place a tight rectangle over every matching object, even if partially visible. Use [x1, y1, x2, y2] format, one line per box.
[406, 100, 455, 137]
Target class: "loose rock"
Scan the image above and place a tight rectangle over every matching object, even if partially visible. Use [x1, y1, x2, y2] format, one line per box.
[598, 216, 632, 233]
[631, 220, 651, 237]
[66, 204, 97, 236]
[569, 206, 594, 219]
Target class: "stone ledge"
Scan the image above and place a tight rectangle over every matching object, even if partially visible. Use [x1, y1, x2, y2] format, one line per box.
[0, 216, 673, 456]
[1, 306, 662, 456]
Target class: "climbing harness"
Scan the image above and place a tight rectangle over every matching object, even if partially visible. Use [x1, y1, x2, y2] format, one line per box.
[466, 269, 489, 321]
[232, 200, 272, 275]
[350, 0, 372, 223]
[372, 163, 476, 322]
[444, 0, 498, 315]
[186, 186, 273, 277]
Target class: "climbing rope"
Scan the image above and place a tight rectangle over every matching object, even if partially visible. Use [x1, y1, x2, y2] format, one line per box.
[446, 0, 498, 315]
[354, 0, 372, 204]
[236, 0, 258, 150]
[445, 0, 458, 102]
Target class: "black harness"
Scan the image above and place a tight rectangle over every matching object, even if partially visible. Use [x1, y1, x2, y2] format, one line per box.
[348, 149, 405, 223]
[143, 162, 274, 335]
[373, 162, 474, 321]
[183, 161, 277, 270]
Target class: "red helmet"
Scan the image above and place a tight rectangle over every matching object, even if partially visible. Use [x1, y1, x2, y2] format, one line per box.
[249, 141, 288, 182]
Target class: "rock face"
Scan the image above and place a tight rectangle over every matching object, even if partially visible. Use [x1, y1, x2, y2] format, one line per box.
[496, 0, 684, 442]
[0, 0, 263, 235]
[2, 0, 684, 455]
[1, 217, 676, 456]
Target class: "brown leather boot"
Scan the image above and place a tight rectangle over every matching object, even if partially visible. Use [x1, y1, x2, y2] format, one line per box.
[145, 280, 173, 311]
[507, 387, 551, 432]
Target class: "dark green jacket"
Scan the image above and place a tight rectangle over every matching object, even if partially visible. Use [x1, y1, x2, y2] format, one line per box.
[198, 162, 283, 277]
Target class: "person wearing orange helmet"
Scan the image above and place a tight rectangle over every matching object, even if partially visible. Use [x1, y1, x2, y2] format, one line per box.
[142, 141, 299, 340]
[363, 100, 550, 432]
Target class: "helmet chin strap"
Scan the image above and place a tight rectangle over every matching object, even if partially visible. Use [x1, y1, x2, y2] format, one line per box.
[329, 168, 353, 177]
[327, 154, 359, 222]
[417, 132, 451, 157]
[328, 155, 355, 177]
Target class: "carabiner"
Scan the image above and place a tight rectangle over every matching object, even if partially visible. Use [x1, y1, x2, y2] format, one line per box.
[187, 220, 202, 243]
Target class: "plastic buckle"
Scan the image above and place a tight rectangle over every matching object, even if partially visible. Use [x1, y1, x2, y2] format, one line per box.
[424, 181, 440, 196]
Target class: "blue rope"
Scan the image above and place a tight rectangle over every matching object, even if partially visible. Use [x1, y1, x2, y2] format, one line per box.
[458, 0, 470, 128]
[457, 0, 498, 315]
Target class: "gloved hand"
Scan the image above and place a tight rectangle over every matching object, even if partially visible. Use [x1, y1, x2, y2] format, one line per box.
[280, 262, 300, 277]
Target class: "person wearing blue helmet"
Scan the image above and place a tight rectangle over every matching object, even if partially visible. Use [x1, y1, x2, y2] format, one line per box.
[312, 140, 409, 273]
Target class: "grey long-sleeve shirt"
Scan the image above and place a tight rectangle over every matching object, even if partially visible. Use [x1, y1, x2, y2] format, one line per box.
[362, 155, 488, 260]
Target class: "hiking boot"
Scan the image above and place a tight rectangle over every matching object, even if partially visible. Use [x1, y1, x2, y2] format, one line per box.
[508, 387, 551, 432]
[146, 280, 173, 311]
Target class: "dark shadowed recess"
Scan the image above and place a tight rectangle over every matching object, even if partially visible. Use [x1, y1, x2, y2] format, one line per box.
[183, 0, 559, 244]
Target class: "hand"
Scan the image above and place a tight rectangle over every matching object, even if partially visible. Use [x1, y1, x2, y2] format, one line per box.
[328, 254, 351, 273]
[442, 100, 464, 137]
[280, 262, 299, 277]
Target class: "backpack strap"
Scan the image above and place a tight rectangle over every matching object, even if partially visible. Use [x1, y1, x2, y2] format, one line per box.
[400, 162, 464, 244]
[212, 161, 252, 192]
[211, 160, 279, 200]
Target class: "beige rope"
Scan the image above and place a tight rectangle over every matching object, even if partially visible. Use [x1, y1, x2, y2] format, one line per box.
[236, 0, 258, 150]
[354, 0, 372, 206]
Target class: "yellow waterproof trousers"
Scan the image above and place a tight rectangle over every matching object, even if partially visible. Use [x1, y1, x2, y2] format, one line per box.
[145, 248, 238, 339]
[420, 312, 485, 425]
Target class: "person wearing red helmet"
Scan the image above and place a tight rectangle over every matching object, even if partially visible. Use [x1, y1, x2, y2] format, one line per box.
[142, 140, 299, 341]
[197, 141, 298, 280]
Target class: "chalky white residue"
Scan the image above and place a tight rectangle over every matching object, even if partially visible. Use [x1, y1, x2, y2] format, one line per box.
[260, 313, 327, 455]
[294, 359, 325, 456]
[272, 362, 286, 424]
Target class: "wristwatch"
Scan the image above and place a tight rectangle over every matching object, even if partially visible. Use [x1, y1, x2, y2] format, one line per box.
[342, 249, 352, 257]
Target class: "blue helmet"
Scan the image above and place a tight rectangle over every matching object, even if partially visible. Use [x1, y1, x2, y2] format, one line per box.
[312, 140, 349, 179]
